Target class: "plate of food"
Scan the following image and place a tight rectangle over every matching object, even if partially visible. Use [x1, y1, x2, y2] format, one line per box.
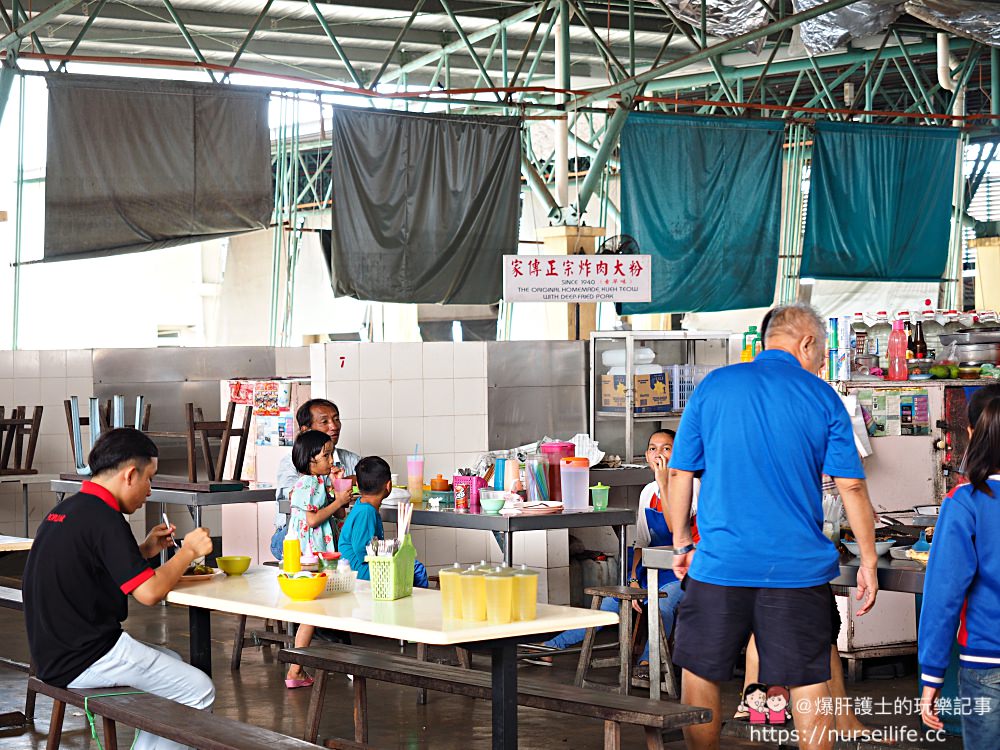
[177, 563, 222, 582]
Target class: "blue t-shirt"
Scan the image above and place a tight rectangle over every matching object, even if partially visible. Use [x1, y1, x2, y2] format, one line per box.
[338, 500, 384, 581]
[670, 349, 864, 588]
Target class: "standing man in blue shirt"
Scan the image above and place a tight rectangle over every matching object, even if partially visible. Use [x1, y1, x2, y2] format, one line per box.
[667, 304, 879, 750]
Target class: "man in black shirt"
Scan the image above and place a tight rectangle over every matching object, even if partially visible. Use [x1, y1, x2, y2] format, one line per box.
[24, 428, 215, 750]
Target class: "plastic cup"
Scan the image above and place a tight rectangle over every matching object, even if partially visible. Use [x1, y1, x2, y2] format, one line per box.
[282, 538, 301, 573]
[513, 565, 539, 621]
[590, 483, 610, 511]
[407, 455, 424, 504]
[333, 477, 353, 495]
[484, 568, 514, 625]
[438, 563, 464, 620]
[459, 568, 487, 621]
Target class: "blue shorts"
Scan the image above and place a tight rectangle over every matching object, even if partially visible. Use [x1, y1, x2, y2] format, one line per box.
[672, 578, 833, 687]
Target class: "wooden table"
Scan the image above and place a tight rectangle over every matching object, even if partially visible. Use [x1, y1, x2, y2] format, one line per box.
[1, 474, 57, 537]
[0, 535, 32, 552]
[51, 480, 276, 528]
[167, 566, 618, 750]
[382, 505, 636, 585]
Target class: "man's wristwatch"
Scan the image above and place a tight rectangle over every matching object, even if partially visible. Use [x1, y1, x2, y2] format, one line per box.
[674, 543, 696, 555]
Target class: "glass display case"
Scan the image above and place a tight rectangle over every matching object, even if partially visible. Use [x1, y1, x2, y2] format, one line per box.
[589, 331, 732, 463]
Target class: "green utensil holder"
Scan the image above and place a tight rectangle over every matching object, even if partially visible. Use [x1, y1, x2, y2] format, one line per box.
[367, 534, 416, 601]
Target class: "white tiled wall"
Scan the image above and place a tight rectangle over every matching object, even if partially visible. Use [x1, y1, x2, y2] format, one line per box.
[0, 349, 95, 537]
[313, 341, 489, 483]
[310, 341, 588, 602]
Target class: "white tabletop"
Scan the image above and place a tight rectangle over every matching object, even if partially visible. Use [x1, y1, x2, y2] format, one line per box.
[166, 566, 618, 646]
[0, 535, 32, 552]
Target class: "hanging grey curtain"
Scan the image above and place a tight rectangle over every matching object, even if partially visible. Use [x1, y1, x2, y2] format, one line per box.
[619, 113, 784, 314]
[330, 107, 520, 304]
[800, 121, 960, 281]
[43, 75, 273, 262]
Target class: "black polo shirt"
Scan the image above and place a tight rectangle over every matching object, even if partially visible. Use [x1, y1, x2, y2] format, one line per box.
[23, 481, 154, 687]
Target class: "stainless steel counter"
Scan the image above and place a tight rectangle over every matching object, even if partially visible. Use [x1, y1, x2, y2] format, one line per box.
[641, 546, 926, 594]
[640, 545, 927, 699]
[381, 505, 635, 584]
[51, 480, 277, 528]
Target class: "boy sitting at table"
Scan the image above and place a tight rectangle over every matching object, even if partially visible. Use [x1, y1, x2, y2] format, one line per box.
[23, 428, 216, 750]
[338, 455, 428, 587]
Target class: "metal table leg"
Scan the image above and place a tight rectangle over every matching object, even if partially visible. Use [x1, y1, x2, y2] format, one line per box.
[647, 566, 661, 701]
[503, 531, 513, 567]
[21, 484, 29, 538]
[189, 606, 212, 676]
[490, 641, 518, 750]
[617, 523, 628, 586]
[193, 505, 202, 529]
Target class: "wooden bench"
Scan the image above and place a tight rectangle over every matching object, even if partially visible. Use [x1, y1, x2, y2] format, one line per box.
[279, 644, 711, 750]
[28, 676, 345, 750]
[0, 584, 34, 730]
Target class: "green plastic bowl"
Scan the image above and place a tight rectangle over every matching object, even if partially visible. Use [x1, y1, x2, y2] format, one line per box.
[215, 555, 251, 576]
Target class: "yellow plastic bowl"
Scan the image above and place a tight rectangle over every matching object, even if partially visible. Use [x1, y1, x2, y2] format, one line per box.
[216, 556, 251, 576]
[277, 573, 327, 601]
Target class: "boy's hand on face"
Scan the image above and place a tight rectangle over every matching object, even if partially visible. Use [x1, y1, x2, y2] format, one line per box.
[182, 528, 214, 558]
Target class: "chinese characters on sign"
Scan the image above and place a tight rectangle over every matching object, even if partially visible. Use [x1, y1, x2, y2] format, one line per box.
[502, 254, 652, 303]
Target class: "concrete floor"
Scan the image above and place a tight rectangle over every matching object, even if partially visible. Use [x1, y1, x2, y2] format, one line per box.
[0, 600, 965, 750]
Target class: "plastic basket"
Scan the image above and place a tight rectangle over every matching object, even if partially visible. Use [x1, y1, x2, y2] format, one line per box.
[366, 535, 416, 601]
[670, 364, 717, 411]
[325, 569, 358, 593]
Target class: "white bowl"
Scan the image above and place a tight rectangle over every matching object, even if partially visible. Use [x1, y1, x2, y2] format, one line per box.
[842, 539, 895, 557]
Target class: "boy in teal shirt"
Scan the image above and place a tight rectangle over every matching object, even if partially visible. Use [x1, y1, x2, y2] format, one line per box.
[339, 456, 427, 587]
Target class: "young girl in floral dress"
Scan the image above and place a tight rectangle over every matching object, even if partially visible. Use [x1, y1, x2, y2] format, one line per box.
[283, 429, 352, 688]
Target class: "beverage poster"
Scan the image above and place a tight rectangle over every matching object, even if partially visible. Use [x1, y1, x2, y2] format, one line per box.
[253, 381, 280, 416]
[856, 388, 930, 437]
[228, 380, 254, 405]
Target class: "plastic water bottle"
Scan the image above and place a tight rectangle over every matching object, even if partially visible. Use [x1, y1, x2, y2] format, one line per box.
[888, 320, 909, 381]
[868, 311, 891, 363]
[920, 308, 944, 359]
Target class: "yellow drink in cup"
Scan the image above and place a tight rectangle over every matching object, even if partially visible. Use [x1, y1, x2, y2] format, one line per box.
[459, 568, 487, 621]
[484, 568, 514, 625]
[283, 538, 301, 573]
[439, 563, 464, 620]
[513, 565, 539, 621]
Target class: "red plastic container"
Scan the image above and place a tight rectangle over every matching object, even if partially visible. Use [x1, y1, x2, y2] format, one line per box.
[539, 441, 575, 502]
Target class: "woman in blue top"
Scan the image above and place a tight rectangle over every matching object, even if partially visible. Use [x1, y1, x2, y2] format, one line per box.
[920, 388, 1000, 746]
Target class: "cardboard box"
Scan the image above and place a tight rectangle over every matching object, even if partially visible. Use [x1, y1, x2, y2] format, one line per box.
[600, 373, 671, 413]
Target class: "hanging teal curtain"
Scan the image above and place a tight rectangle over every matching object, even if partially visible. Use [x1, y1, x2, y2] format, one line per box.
[619, 113, 783, 314]
[801, 121, 959, 281]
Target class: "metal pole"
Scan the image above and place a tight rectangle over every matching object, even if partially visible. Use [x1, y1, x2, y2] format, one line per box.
[306, 0, 364, 88]
[574, 101, 630, 228]
[993, 47, 1000, 126]
[160, 0, 218, 83]
[572, 0, 882, 110]
[12, 73, 24, 350]
[555, 0, 570, 211]
[380, 3, 545, 85]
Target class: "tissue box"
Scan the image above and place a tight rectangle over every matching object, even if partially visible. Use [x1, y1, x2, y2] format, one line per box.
[600, 373, 671, 413]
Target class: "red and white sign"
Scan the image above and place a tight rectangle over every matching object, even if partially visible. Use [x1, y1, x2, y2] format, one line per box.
[502, 255, 652, 303]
